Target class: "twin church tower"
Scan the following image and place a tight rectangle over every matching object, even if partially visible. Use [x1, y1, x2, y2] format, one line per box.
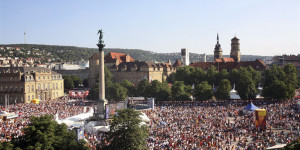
[214, 34, 241, 62]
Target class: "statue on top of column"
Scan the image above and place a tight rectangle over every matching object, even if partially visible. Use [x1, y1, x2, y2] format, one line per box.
[97, 29, 105, 50]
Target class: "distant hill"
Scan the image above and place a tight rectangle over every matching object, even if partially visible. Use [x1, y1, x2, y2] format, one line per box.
[0, 44, 272, 63]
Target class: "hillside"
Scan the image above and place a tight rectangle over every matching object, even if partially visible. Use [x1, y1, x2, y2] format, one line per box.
[0, 44, 272, 63]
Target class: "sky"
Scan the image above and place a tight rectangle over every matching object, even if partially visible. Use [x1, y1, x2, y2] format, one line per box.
[0, 0, 299, 56]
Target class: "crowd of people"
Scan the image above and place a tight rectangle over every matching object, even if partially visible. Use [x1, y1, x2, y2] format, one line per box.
[144, 99, 300, 150]
[0, 99, 91, 142]
[1, 97, 299, 150]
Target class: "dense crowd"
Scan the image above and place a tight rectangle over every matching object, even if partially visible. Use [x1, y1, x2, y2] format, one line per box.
[144, 99, 300, 150]
[0, 100, 91, 142]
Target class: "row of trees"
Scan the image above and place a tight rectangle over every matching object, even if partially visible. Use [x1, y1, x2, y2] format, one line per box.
[88, 64, 298, 101]
[63, 75, 89, 89]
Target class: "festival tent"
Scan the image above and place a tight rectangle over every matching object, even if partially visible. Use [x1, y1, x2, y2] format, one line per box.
[244, 102, 260, 111]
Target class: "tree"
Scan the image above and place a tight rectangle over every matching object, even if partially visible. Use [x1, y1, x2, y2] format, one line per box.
[171, 81, 191, 101]
[174, 66, 194, 85]
[236, 75, 257, 100]
[193, 81, 213, 101]
[63, 75, 74, 89]
[71, 75, 82, 88]
[121, 80, 136, 97]
[236, 67, 258, 100]
[137, 79, 151, 97]
[8, 115, 89, 150]
[166, 72, 176, 83]
[83, 79, 89, 88]
[215, 79, 231, 100]
[190, 67, 206, 86]
[207, 65, 219, 86]
[263, 64, 297, 100]
[87, 83, 99, 100]
[147, 80, 171, 101]
[229, 69, 240, 87]
[102, 109, 148, 150]
[109, 83, 128, 101]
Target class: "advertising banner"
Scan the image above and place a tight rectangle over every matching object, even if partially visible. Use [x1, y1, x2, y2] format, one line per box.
[255, 109, 267, 131]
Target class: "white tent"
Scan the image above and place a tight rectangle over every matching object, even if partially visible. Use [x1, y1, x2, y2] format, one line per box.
[266, 144, 286, 149]
[139, 112, 150, 122]
[230, 85, 241, 99]
[92, 126, 110, 132]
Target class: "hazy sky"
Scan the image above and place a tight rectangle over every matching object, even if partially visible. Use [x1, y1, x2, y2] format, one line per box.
[1, 0, 299, 56]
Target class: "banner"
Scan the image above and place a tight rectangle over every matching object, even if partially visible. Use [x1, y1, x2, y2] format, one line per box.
[255, 109, 267, 131]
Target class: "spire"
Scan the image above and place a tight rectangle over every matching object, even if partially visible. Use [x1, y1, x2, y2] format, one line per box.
[217, 33, 219, 44]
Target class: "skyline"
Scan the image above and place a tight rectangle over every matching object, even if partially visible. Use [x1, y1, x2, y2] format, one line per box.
[0, 0, 299, 56]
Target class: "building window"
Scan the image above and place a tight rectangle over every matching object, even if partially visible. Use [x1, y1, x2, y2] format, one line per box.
[28, 96, 30, 101]
[38, 76, 40, 80]
[56, 83, 58, 89]
[27, 86, 30, 92]
[32, 95, 34, 100]
[53, 84, 54, 90]
[5, 86, 7, 92]
[47, 84, 49, 90]
[32, 85, 34, 92]
[43, 83, 45, 90]
[38, 84, 41, 90]
[21, 87, 23, 92]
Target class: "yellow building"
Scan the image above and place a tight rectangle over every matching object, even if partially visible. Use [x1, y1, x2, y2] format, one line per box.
[0, 67, 64, 104]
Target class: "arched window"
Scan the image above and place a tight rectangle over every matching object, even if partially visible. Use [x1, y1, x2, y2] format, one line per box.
[47, 84, 49, 90]
[32, 85, 34, 92]
[38, 84, 41, 90]
[56, 83, 58, 89]
[32, 95, 34, 100]
[27, 86, 30, 92]
[53, 84, 55, 89]
[43, 83, 45, 90]
[28, 96, 30, 101]
[0, 86, 2, 92]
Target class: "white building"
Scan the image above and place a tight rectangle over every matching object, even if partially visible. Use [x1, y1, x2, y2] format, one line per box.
[181, 48, 189, 66]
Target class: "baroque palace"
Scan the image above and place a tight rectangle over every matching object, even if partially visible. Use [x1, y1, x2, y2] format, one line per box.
[0, 67, 64, 104]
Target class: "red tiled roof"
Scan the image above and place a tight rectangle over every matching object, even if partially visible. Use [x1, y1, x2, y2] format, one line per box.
[173, 59, 182, 67]
[215, 59, 222, 62]
[90, 52, 135, 63]
[104, 52, 134, 63]
[223, 57, 235, 62]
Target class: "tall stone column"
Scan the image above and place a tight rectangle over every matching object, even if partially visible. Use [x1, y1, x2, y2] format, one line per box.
[97, 44, 105, 100]
[94, 30, 107, 123]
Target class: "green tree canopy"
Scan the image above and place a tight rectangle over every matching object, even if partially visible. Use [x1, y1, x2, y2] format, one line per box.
[236, 67, 258, 100]
[121, 80, 136, 97]
[137, 79, 151, 97]
[193, 81, 213, 101]
[63, 75, 74, 90]
[215, 79, 231, 100]
[171, 81, 191, 101]
[147, 80, 171, 101]
[7, 115, 89, 150]
[102, 109, 148, 150]
[71, 75, 82, 88]
[206, 65, 219, 86]
[109, 83, 128, 102]
[263, 64, 297, 100]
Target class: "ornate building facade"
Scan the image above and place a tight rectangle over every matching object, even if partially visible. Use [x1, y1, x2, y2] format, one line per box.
[0, 67, 64, 105]
[88, 52, 178, 87]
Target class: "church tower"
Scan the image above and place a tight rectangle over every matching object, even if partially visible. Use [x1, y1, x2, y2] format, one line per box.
[230, 36, 241, 62]
[214, 33, 223, 60]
